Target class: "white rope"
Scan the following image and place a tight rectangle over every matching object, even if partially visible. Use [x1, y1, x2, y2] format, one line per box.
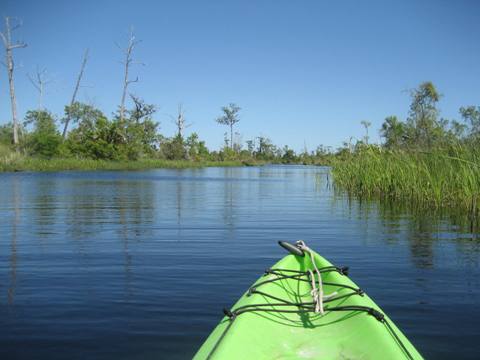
[296, 240, 336, 314]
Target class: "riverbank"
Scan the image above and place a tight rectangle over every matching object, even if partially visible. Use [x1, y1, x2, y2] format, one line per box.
[0, 149, 329, 173]
[332, 146, 480, 218]
[0, 154, 256, 172]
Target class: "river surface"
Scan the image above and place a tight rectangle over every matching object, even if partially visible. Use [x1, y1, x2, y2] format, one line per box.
[0, 166, 478, 359]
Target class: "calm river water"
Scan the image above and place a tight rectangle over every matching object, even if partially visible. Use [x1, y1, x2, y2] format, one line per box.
[0, 166, 478, 359]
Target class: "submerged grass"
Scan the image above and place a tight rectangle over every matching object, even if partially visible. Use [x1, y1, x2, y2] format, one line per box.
[332, 145, 480, 219]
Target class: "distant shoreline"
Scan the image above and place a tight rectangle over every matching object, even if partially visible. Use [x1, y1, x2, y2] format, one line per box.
[0, 157, 264, 173]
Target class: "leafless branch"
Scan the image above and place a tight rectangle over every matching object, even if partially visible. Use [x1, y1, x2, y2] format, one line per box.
[118, 26, 142, 123]
[62, 48, 89, 138]
[0, 32, 7, 46]
[10, 43, 27, 49]
[126, 76, 139, 85]
[172, 103, 192, 138]
[27, 72, 40, 91]
[27, 66, 52, 109]
[10, 17, 23, 31]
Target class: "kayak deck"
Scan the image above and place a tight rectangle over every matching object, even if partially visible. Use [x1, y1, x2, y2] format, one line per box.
[194, 245, 423, 359]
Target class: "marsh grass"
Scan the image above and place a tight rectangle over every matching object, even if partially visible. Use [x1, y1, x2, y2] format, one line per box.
[0, 149, 249, 172]
[0, 144, 24, 169]
[332, 145, 480, 219]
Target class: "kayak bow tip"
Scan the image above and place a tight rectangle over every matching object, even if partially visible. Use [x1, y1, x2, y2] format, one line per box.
[278, 240, 305, 257]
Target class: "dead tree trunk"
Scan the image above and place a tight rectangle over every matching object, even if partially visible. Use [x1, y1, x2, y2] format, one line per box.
[27, 66, 51, 110]
[171, 103, 191, 139]
[0, 17, 27, 146]
[175, 103, 186, 138]
[118, 28, 140, 124]
[62, 48, 89, 139]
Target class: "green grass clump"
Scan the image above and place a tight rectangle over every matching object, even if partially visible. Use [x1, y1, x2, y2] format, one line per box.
[0, 144, 24, 170]
[332, 145, 480, 217]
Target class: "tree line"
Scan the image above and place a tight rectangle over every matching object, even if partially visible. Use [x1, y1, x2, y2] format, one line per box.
[0, 17, 330, 165]
[337, 81, 479, 156]
[3, 16, 477, 166]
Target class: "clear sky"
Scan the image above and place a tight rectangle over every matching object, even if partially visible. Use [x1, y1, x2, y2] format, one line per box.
[1, 0, 479, 151]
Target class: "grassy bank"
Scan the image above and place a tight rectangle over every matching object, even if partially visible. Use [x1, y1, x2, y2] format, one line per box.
[0, 148, 255, 172]
[332, 146, 480, 217]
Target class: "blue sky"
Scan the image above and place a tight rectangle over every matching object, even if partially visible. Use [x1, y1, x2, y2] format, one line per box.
[1, 0, 479, 151]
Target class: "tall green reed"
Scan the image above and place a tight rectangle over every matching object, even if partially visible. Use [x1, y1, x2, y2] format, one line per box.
[332, 145, 480, 217]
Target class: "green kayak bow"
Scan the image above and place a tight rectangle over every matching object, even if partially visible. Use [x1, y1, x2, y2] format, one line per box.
[194, 241, 423, 360]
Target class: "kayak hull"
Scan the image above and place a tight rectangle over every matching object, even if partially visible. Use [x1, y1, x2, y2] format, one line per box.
[194, 248, 423, 360]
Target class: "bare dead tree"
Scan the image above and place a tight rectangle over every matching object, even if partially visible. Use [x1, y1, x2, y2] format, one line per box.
[0, 17, 27, 146]
[118, 27, 141, 124]
[27, 65, 52, 109]
[173, 103, 191, 138]
[62, 48, 89, 138]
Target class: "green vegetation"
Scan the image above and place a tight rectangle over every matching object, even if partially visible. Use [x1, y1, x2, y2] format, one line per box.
[0, 154, 246, 172]
[332, 81, 480, 219]
[333, 146, 480, 212]
[215, 103, 241, 150]
[0, 98, 332, 172]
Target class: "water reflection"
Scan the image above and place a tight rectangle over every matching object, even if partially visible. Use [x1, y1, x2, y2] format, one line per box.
[336, 193, 479, 269]
[176, 174, 182, 228]
[223, 168, 237, 232]
[8, 176, 20, 305]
